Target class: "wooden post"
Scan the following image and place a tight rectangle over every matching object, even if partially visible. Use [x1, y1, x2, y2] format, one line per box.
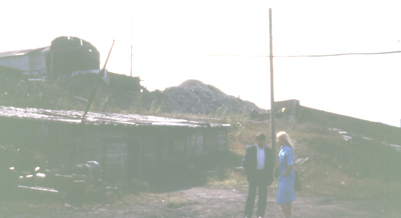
[81, 40, 115, 124]
[130, 20, 133, 77]
[269, 8, 276, 163]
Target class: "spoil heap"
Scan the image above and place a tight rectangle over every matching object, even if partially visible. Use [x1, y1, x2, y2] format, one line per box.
[0, 73, 265, 115]
[161, 80, 266, 114]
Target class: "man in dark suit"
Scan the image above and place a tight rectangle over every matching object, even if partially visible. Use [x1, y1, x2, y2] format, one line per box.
[242, 132, 274, 218]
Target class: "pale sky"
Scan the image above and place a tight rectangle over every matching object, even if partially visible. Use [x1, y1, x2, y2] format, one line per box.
[1, 1, 401, 127]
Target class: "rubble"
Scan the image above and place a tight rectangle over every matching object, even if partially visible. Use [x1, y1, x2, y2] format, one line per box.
[160, 80, 266, 114]
[0, 74, 266, 116]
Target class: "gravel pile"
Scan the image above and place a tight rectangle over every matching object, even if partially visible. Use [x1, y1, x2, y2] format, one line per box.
[161, 80, 266, 114]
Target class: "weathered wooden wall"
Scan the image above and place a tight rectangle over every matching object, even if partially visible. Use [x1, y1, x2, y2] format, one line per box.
[0, 117, 228, 182]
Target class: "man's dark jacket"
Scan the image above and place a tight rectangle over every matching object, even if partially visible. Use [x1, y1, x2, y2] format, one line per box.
[242, 144, 274, 185]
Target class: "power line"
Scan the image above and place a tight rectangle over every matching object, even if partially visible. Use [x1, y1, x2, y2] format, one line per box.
[208, 50, 401, 58]
[274, 50, 401, 58]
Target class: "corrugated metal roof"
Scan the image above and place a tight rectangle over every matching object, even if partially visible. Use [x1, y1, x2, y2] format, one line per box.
[0, 47, 49, 58]
[0, 106, 230, 128]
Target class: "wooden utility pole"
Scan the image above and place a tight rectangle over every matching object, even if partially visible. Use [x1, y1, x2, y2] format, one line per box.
[130, 20, 133, 77]
[269, 8, 276, 163]
[81, 40, 115, 124]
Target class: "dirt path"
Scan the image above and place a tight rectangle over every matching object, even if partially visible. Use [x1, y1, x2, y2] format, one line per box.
[7, 186, 400, 218]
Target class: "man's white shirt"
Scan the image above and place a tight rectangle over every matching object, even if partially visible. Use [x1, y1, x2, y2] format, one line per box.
[256, 145, 265, 169]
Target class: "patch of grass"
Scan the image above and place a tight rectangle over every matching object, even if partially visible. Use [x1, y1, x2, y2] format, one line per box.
[0, 195, 66, 217]
[125, 178, 151, 194]
[287, 121, 401, 200]
[116, 191, 194, 209]
[207, 167, 248, 187]
[207, 118, 401, 200]
[166, 196, 189, 208]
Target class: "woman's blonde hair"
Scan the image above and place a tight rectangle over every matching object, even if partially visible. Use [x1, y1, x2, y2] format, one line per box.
[276, 131, 294, 149]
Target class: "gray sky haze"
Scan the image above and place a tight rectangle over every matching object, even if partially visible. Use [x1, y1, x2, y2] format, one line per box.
[1, 1, 401, 126]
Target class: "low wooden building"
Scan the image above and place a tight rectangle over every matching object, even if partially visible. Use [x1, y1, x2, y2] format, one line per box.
[0, 106, 230, 181]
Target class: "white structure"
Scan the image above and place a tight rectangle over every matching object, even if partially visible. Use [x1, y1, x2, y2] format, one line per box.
[0, 47, 49, 77]
[0, 36, 99, 78]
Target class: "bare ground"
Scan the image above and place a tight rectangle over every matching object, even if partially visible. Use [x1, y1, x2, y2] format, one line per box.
[5, 186, 400, 218]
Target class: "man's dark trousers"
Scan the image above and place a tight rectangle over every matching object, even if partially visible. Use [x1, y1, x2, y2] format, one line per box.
[245, 170, 269, 217]
[242, 145, 274, 218]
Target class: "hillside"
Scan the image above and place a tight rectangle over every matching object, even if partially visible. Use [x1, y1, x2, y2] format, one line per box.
[226, 119, 401, 200]
[0, 74, 266, 115]
[160, 79, 266, 114]
[1, 74, 401, 217]
[2, 117, 401, 217]
[1, 73, 400, 201]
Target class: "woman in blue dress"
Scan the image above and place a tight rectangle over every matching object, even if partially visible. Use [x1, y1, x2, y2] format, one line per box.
[275, 131, 296, 218]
